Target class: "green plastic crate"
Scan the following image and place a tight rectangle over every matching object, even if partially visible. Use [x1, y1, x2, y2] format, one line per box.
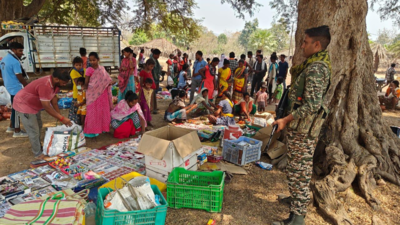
[245, 124, 262, 131]
[95, 185, 167, 225]
[167, 168, 225, 212]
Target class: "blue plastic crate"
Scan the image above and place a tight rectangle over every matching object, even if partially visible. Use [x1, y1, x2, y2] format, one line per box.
[223, 136, 262, 166]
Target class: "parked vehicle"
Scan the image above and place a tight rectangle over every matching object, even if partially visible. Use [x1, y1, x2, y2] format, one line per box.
[0, 24, 121, 75]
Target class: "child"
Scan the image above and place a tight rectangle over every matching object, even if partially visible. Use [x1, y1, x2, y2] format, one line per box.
[178, 64, 189, 89]
[165, 90, 197, 123]
[139, 59, 156, 89]
[79, 48, 89, 69]
[255, 83, 268, 113]
[75, 77, 86, 127]
[68, 57, 85, 124]
[272, 77, 284, 109]
[111, 90, 146, 139]
[139, 78, 154, 127]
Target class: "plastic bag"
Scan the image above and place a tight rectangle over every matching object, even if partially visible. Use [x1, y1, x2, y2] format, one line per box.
[58, 98, 73, 109]
[0, 86, 11, 105]
[43, 122, 86, 156]
[104, 177, 157, 212]
[256, 161, 273, 170]
[212, 90, 218, 98]
[167, 76, 174, 86]
[128, 177, 158, 210]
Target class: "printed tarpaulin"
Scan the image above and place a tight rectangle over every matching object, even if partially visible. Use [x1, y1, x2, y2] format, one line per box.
[0, 198, 85, 225]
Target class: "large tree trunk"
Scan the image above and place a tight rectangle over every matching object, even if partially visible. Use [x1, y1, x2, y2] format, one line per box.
[292, 0, 400, 224]
[0, 0, 46, 34]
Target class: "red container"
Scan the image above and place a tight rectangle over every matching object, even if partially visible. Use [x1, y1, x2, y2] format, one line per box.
[207, 155, 223, 163]
[223, 125, 243, 140]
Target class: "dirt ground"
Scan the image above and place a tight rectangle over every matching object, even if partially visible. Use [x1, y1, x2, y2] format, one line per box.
[1, 69, 400, 224]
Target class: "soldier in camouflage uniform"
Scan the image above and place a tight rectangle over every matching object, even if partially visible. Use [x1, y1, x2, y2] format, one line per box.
[272, 26, 332, 225]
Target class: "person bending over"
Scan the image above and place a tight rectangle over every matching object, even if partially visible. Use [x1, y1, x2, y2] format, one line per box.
[208, 92, 235, 126]
[165, 90, 197, 123]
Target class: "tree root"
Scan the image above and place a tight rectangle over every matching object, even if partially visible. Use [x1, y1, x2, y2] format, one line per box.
[357, 155, 380, 210]
[311, 146, 356, 225]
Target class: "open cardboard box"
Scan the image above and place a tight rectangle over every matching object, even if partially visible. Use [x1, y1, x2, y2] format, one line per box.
[137, 126, 203, 173]
[252, 126, 287, 159]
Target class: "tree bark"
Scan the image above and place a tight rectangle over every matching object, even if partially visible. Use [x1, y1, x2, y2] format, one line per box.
[292, 0, 400, 224]
[0, 0, 46, 35]
[0, 0, 46, 22]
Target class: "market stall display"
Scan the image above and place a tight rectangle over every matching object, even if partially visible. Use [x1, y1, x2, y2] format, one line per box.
[0, 112, 281, 225]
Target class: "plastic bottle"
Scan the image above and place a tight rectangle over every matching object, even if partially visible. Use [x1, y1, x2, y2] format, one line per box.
[85, 202, 97, 217]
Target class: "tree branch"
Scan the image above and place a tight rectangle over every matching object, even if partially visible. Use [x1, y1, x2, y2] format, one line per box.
[23, 0, 47, 19]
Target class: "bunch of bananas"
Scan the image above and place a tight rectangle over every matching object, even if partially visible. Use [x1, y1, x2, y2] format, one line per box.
[2, 21, 24, 25]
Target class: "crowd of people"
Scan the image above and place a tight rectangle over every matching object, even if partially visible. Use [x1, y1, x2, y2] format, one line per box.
[380, 63, 400, 110]
[0, 42, 292, 158]
[155, 49, 289, 126]
[2, 25, 381, 225]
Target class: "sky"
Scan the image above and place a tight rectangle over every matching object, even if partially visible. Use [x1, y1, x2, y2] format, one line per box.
[192, 0, 394, 40]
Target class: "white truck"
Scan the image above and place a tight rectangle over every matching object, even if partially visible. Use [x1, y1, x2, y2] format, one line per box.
[0, 25, 121, 74]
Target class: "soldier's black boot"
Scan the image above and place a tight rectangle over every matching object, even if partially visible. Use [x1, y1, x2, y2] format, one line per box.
[272, 212, 305, 225]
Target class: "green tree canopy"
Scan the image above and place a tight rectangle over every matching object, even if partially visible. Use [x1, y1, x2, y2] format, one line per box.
[269, 22, 290, 51]
[239, 19, 259, 50]
[218, 34, 228, 45]
[249, 29, 277, 54]
[129, 30, 149, 46]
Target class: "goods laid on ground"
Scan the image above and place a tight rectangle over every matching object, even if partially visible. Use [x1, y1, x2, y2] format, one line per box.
[0, 112, 286, 224]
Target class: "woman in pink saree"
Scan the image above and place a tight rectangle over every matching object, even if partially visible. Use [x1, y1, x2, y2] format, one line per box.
[84, 52, 114, 137]
[111, 91, 146, 138]
[118, 47, 137, 102]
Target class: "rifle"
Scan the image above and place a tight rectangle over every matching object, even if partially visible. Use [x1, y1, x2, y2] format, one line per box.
[263, 86, 290, 152]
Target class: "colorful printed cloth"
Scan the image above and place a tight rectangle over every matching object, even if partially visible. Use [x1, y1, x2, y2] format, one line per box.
[76, 90, 86, 116]
[111, 112, 141, 129]
[118, 75, 136, 102]
[233, 66, 247, 93]
[139, 88, 153, 122]
[111, 100, 146, 129]
[217, 67, 231, 97]
[118, 56, 135, 93]
[84, 65, 112, 134]
[0, 199, 85, 225]
[199, 65, 216, 99]
[85, 66, 112, 107]
[84, 88, 111, 134]
[165, 109, 187, 122]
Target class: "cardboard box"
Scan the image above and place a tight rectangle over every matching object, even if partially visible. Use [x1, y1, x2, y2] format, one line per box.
[267, 141, 286, 159]
[252, 126, 286, 159]
[137, 126, 203, 173]
[146, 163, 198, 183]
